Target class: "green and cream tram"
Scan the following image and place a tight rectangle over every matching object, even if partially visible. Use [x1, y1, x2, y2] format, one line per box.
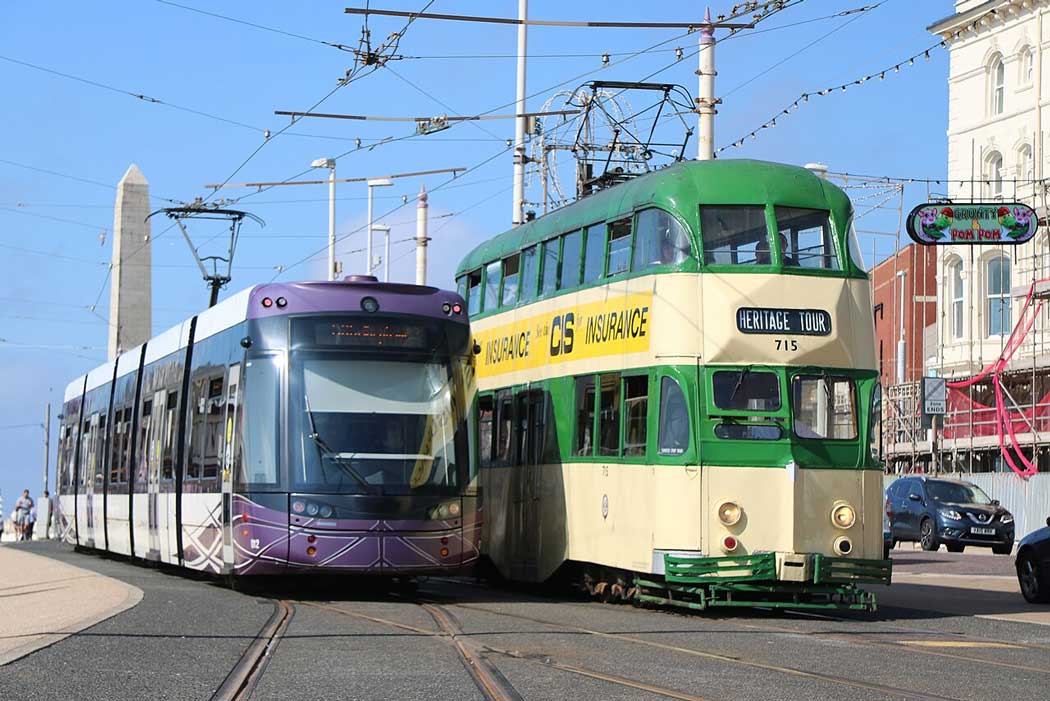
[455, 159, 891, 611]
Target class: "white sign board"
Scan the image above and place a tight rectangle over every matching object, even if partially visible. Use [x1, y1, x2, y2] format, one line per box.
[922, 376, 946, 416]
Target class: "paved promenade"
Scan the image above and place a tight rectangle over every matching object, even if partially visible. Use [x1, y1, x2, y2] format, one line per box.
[0, 543, 142, 665]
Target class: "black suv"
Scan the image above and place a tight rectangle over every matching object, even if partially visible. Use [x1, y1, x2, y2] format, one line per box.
[885, 477, 1015, 554]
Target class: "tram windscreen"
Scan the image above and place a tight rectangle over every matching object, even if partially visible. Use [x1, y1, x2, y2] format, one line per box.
[790, 374, 857, 440]
[289, 351, 471, 496]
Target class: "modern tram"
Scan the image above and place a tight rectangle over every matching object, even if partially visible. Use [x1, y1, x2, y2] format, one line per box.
[56, 276, 479, 577]
[455, 159, 891, 611]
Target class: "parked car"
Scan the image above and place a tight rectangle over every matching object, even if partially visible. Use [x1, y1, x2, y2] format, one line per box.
[885, 476, 1014, 554]
[883, 509, 893, 559]
[1016, 517, 1050, 604]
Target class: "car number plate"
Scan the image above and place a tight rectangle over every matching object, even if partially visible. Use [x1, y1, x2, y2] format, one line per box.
[970, 527, 995, 536]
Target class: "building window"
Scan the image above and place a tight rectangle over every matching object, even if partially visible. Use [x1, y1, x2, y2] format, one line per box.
[986, 151, 1004, 198]
[1021, 47, 1034, 85]
[950, 260, 964, 340]
[990, 54, 1005, 115]
[1018, 143, 1033, 183]
[986, 255, 1011, 337]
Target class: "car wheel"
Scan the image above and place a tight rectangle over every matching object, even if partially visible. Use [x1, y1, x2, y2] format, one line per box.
[1017, 551, 1050, 604]
[920, 519, 939, 551]
[946, 544, 964, 553]
[993, 544, 1013, 555]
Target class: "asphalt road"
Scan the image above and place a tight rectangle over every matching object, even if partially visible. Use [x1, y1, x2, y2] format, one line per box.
[2, 541, 1049, 700]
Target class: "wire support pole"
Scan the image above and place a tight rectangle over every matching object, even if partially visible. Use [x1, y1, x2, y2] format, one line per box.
[328, 163, 337, 281]
[512, 0, 528, 226]
[696, 7, 715, 160]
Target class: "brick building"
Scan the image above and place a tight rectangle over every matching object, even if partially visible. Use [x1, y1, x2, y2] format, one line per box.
[871, 243, 938, 389]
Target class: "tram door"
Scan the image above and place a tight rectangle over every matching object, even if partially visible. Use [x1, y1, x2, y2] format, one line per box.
[146, 389, 166, 560]
[220, 364, 240, 572]
[510, 389, 544, 581]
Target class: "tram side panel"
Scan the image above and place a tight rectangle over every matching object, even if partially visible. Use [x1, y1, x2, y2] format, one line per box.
[57, 385, 83, 545]
[180, 323, 245, 573]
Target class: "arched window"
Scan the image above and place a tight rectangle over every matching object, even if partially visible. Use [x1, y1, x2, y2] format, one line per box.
[950, 260, 964, 340]
[1018, 143, 1033, 182]
[1021, 47, 1034, 84]
[986, 255, 1011, 336]
[990, 54, 1005, 115]
[985, 151, 1004, 197]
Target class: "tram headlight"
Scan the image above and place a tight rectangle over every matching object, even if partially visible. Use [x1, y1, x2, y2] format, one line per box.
[833, 536, 853, 556]
[319, 504, 334, 519]
[291, 500, 306, 514]
[716, 500, 742, 527]
[429, 500, 462, 520]
[306, 502, 320, 517]
[830, 502, 856, 530]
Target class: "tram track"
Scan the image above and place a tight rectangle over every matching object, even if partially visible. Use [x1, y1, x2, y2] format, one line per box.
[430, 575, 1050, 674]
[211, 599, 293, 701]
[298, 599, 710, 701]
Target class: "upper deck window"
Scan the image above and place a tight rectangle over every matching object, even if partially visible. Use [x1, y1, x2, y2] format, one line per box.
[520, 245, 539, 303]
[606, 218, 632, 276]
[775, 207, 840, 270]
[712, 370, 781, 411]
[483, 261, 501, 311]
[700, 206, 769, 265]
[501, 254, 520, 308]
[633, 208, 691, 269]
[466, 270, 482, 314]
[583, 225, 605, 283]
[540, 239, 559, 296]
[560, 230, 582, 290]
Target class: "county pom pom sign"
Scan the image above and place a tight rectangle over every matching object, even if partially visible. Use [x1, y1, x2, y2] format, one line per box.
[906, 202, 1039, 245]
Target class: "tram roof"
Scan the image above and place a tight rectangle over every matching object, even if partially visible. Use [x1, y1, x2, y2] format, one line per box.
[455, 159, 851, 276]
[62, 278, 467, 405]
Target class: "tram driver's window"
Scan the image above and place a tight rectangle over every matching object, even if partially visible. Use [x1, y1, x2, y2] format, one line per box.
[791, 374, 857, 440]
[775, 207, 840, 270]
[633, 208, 692, 270]
[700, 206, 769, 265]
[712, 370, 781, 411]
[657, 377, 690, 456]
[466, 270, 482, 315]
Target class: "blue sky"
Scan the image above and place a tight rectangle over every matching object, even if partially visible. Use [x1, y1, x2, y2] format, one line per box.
[0, 0, 951, 506]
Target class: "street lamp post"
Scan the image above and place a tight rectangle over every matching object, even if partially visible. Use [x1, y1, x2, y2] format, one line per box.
[372, 224, 392, 281]
[366, 178, 393, 276]
[311, 158, 337, 280]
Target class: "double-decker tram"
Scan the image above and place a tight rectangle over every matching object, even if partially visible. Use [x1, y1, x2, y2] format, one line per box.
[456, 159, 891, 611]
[55, 276, 479, 578]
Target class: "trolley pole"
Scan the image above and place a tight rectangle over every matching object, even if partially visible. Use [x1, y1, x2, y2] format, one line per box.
[416, 185, 428, 285]
[696, 7, 716, 160]
[327, 163, 336, 281]
[512, 0, 528, 226]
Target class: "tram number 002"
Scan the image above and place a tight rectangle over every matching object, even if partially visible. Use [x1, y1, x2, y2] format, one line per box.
[774, 339, 798, 352]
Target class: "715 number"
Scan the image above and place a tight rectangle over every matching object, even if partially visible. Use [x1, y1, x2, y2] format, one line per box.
[774, 339, 798, 352]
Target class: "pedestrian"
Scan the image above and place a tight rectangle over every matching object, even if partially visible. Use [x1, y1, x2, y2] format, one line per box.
[42, 489, 51, 540]
[13, 489, 33, 541]
[25, 502, 37, 541]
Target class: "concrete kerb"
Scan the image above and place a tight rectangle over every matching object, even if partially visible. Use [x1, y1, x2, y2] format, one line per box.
[0, 547, 143, 666]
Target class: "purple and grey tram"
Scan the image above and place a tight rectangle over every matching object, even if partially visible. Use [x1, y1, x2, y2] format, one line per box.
[55, 277, 480, 577]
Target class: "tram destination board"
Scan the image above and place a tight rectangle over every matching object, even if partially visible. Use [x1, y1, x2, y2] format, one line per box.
[294, 316, 430, 349]
[736, 307, 832, 336]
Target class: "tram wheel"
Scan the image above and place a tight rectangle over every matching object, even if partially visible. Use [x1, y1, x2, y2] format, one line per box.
[920, 519, 939, 551]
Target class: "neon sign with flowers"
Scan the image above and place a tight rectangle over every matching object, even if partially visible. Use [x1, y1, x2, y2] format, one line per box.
[906, 203, 1039, 245]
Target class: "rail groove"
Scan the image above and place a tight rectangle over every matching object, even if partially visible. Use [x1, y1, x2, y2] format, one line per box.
[211, 599, 293, 701]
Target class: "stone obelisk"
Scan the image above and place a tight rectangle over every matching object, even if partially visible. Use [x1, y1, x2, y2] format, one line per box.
[107, 164, 152, 360]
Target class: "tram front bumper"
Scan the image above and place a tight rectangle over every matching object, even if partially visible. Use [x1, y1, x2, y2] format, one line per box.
[664, 551, 893, 587]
